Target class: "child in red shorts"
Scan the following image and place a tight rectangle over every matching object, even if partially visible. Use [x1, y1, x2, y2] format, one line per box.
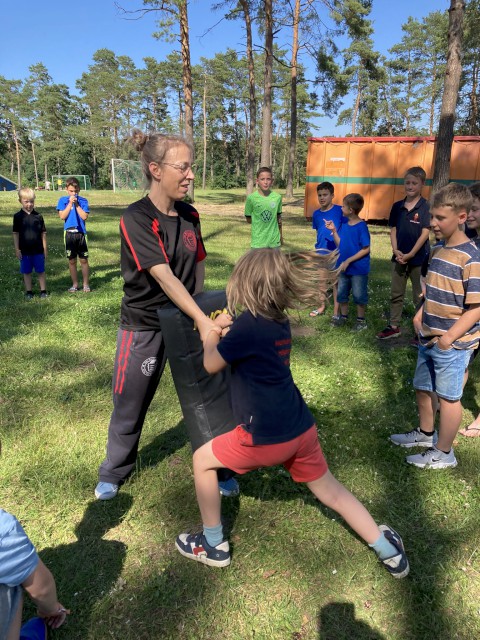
[175, 249, 409, 578]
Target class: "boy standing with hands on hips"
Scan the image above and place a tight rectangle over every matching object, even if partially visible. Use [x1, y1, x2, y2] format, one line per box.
[57, 177, 91, 292]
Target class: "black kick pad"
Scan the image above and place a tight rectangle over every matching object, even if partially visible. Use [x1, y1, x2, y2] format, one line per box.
[157, 291, 236, 452]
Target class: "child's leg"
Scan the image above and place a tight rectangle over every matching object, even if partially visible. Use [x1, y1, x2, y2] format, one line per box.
[437, 398, 462, 451]
[416, 389, 437, 431]
[38, 272, 47, 291]
[193, 441, 225, 528]
[23, 272, 33, 292]
[68, 258, 78, 288]
[390, 263, 407, 328]
[307, 470, 380, 544]
[332, 283, 339, 317]
[409, 265, 423, 310]
[80, 258, 90, 288]
[356, 304, 366, 320]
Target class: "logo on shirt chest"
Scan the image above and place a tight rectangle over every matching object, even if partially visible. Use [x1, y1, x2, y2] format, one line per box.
[183, 230, 197, 252]
[261, 210, 273, 223]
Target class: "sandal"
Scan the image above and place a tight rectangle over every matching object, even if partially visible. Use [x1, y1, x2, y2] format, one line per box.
[309, 308, 325, 317]
[458, 425, 480, 437]
[68, 286, 78, 293]
[83, 286, 91, 293]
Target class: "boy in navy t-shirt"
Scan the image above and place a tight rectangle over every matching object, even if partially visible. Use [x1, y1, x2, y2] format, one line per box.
[57, 177, 91, 292]
[326, 193, 370, 331]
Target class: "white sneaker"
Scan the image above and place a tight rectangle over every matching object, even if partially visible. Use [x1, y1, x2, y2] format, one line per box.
[390, 428, 438, 448]
[95, 481, 119, 500]
[406, 446, 457, 469]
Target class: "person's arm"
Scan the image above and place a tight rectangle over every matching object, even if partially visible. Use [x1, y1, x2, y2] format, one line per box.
[324, 220, 340, 246]
[277, 214, 283, 245]
[340, 246, 370, 272]
[203, 327, 229, 374]
[400, 227, 430, 262]
[22, 559, 69, 629]
[58, 196, 75, 220]
[390, 226, 404, 261]
[75, 198, 89, 221]
[437, 303, 480, 350]
[148, 263, 220, 343]
[245, 195, 252, 224]
[13, 232, 21, 259]
[193, 259, 205, 295]
[42, 232, 47, 259]
[413, 303, 424, 336]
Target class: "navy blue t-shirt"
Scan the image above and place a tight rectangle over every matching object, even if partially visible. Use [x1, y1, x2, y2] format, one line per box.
[217, 311, 315, 444]
[389, 196, 430, 266]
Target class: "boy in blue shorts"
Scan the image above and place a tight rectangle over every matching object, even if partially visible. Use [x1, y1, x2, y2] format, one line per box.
[325, 193, 370, 331]
[310, 181, 343, 317]
[390, 183, 480, 468]
[57, 177, 91, 292]
[13, 188, 48, 300]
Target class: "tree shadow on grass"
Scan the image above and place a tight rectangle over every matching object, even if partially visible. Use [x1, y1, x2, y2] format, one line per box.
[36, 495, 133, 639]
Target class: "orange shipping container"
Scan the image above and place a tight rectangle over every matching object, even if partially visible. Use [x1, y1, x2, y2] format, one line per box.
[305, 136, 480, 221]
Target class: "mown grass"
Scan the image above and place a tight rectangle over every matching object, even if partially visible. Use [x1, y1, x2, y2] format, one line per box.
[0, 190, 479, 640]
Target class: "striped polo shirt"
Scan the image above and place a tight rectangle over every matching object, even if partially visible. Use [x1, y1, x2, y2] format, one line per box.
[420, 240, 480, 349]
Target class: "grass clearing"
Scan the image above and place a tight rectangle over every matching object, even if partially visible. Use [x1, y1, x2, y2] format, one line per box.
[1, 190, 479, 639]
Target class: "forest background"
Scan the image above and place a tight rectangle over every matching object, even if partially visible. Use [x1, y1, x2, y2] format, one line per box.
[1, 0, 480, 194]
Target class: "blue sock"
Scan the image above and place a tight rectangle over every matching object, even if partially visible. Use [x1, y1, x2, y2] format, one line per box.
[203, 522, 223, 548]
[369, 532, 397, 560]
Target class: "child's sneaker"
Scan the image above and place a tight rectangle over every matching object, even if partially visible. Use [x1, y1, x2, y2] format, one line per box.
[390, 427, 438, 448]
[376, 325, 401, 340]
[406, 446, 457, 469]
[175, 531, 231, 567]
[378, 524, 409, 578]
[331, 315, 347, 327]
[219, 476, 240, 497]
[352, 319, 367, 332]
[25, 291, 34, 300]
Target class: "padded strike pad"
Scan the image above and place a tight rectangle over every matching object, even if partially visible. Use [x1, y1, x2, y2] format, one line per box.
[157, 291, 236, 452]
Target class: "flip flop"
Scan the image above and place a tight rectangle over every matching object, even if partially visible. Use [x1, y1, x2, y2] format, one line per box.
[458, 425, 480, 438]
[309, 308, 325, 317]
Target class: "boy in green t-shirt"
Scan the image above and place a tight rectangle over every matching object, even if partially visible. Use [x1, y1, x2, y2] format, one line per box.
[245, 167, 283, 248]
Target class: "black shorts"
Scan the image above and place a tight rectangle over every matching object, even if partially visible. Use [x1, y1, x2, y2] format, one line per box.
[65, 231, 88, 259]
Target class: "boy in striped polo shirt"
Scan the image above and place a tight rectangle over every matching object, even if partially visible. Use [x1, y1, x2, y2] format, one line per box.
[390, 183, 480, 468]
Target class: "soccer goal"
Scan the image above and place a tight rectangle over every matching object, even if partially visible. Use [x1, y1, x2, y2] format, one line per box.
[51, 175, 92, 191]
[111, 159, 143, 192]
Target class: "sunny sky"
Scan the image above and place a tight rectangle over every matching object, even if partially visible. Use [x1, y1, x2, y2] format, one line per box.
[2, 0, 445, 135]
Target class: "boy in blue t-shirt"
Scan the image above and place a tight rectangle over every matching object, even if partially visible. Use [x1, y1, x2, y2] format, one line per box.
[325, 193, 370, 331]
[57, 177, 91, 292]
[310, 182, 343, 317]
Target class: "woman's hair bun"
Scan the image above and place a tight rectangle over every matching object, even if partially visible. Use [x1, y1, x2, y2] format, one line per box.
[129, 128, 148, 152]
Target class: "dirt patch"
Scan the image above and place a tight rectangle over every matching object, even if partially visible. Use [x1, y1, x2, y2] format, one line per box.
[291, 325, 316, 337]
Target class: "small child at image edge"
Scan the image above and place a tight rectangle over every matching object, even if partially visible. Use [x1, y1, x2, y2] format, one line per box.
[12, 188, 48, 300]
[175, 248, 409, 579]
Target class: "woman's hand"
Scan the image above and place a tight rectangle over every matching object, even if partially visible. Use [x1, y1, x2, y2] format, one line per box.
[38, 603, 70, 629]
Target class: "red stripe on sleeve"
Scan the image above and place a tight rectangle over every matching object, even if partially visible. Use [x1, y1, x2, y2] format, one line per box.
[120, 217, 142, 271]
[151, 219, 169, 263]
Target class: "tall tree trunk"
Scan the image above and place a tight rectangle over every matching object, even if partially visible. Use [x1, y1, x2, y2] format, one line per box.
[179, 0, 194, 201]
[285, 0, 300, 199]
[31, 139, 39, 189]
[469, 58, 479, 134]
[12, 122, 21, 187]
[429, 59, 438, 136]
[432, 0, 465, 192]
[202, 75, 207, 190]
[351, 72, 361, 136]
[240, 0, 256, 195]
[260, 0, 273, 167]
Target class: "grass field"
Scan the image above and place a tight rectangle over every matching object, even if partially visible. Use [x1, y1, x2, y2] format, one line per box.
[0, 190, 479, 640]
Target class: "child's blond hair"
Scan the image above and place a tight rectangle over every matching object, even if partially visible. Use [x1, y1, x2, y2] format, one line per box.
[18, 187, 35, 201]
[431, 182, 473, 214]
[226, 248, 338, 322]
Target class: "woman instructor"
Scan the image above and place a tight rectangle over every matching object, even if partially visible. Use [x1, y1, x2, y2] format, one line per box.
[95, 130, 237, 500]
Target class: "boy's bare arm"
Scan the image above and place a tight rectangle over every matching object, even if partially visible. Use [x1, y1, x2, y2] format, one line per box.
[277, 214, 283, 244]
[42, 232, 48, 259]
[13, 232, 21, 258]
[203, 327, 229, 374]
[75, 202, 89, 221]
[437, 303, 480, 350]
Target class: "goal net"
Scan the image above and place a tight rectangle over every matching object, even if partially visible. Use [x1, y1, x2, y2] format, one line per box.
[111, 159, 143, 192]
[51, 175, 91, 190]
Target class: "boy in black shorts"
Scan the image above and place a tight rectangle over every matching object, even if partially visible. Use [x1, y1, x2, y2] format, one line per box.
[57, 177, 91, 292]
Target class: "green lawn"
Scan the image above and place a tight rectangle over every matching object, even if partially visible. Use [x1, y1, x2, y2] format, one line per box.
[0, 190, 479, 640]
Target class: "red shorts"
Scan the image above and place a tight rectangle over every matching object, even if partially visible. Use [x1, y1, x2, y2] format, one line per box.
[212, 424, 328, 483]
